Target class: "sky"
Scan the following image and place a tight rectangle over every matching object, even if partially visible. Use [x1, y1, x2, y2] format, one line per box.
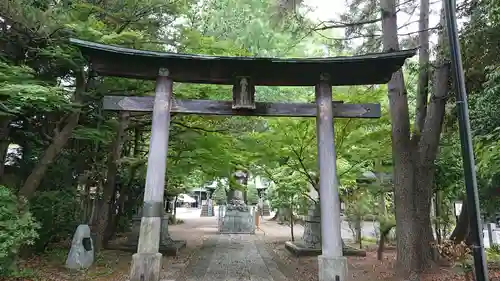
[302, 0, 444, 49]
[304, 0, 348, 21]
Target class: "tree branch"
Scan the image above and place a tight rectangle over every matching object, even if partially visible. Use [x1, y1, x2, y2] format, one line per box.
[413, 0, 430, 139]
[338, 159, 369, 178]
[171, 121, 227, 133]
[314, 18, 382, 30]
[336, 119, 353, 151]
[290, 147, 316, 187]
[304, 193, 318, 204]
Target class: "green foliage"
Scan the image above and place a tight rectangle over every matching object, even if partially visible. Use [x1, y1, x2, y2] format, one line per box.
[378, 213, 396, 234]
[345, 192, 373, 221]
[4, 0, 500, 273]
[344, 191, 375, 244]
[0, 61, 70, 116]
[213, 184, 228, 205]
[265, 166, 310, 216]
[244, 86, 392, 200]
[29, 190, 80, 252]
[190, 0, 312, 57]
[0, 186, 39, 276]
[245, 181, 259, 205]
[471, 67, 500, 136]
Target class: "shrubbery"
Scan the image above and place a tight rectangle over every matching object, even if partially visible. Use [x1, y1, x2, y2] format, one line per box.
[29, 190, 80, 252]
[0, 185, 39, 276]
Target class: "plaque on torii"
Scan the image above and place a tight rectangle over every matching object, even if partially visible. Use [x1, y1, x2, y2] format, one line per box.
[69, 38, 415, 281]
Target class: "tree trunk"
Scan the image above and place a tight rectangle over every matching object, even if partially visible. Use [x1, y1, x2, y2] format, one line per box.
[89, 181, 101, 226]
[381, 0, 420, 274]
[412, 0, 435, 266]
[173, 196, 178, 219]
[414, 0, 430, 135]
[356, 218, 362, 248]
[450, 200, 472, 244]
[105, 188, 128, 242]
[18, 71, 86, 199]
[290, 202, 295, 242]
[94, 111, 130, 251]
[270, 209, 279, 220]
[415, 8, 449, 264]
[0, 117, 11, 181]
[103, 185, 119, 243]
[377, 225, 395, 260]
[381, 0, 448, 275]
[79, 172, 92, 223]
[434, 192, 442, 245]
[84, 181, 93, 223]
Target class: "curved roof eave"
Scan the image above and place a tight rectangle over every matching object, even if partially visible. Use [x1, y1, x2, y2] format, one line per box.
[69, 38, 416, 86]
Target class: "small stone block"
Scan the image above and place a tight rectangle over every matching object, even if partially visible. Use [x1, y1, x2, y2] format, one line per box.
[318, 255, 347, 281]
[284, 241, 366, 257]
[285, 241, 321, 256]
[159, 240, 187, 256]
[129, 253, 162, 281]
[110, 240, 186, 256]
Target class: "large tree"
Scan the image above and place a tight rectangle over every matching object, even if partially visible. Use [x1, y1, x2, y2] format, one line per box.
[381, 0, 450, 274]
[279, 0, 451, 275]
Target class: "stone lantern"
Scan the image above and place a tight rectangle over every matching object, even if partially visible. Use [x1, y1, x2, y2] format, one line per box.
[256, 185, 270, 216]
[201, 186, 216, 217]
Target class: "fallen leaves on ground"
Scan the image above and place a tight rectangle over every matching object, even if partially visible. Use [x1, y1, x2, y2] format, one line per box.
[263, 239, 500, 281]
[5, 231, 206, 281]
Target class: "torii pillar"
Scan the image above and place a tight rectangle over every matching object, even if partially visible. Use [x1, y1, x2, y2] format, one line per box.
[316, 74, 346, 281]
[129, 68, 172, 281]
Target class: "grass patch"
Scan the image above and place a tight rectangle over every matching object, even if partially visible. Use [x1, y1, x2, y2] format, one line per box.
[43, 247, 69, 264]
[361, 236, 378, 244]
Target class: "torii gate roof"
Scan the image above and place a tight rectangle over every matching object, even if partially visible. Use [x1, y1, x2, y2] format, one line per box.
[70, 38, 415, 86]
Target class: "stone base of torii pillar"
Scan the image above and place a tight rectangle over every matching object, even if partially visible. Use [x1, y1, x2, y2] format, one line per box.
[110, 212, 186, 256]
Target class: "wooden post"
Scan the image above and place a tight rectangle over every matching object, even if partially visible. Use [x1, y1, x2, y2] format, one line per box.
[315, 74, 347, 281]
[129, 68, 172, 281]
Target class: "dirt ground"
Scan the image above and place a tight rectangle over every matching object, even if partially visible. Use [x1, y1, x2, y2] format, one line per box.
[6, 210, 500, 281]
[258, 220, 500, 281]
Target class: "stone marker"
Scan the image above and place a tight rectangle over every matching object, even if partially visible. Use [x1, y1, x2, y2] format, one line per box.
[66, 224, 94, 269]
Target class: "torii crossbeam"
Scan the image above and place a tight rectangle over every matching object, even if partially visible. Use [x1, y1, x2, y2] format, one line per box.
[70, 38, 415, 281]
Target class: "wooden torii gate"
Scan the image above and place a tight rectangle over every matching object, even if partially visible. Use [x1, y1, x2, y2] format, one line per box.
[70, 38, 415, 281]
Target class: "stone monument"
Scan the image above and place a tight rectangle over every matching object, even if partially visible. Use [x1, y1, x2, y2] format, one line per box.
[285, 203, 366, 257]
[220, 170, 255, 234]
[66, 224, 94, 269]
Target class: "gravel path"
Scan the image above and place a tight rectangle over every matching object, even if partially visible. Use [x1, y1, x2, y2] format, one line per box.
[177, 234, 288, 281]
[168, 207, 380, 281]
